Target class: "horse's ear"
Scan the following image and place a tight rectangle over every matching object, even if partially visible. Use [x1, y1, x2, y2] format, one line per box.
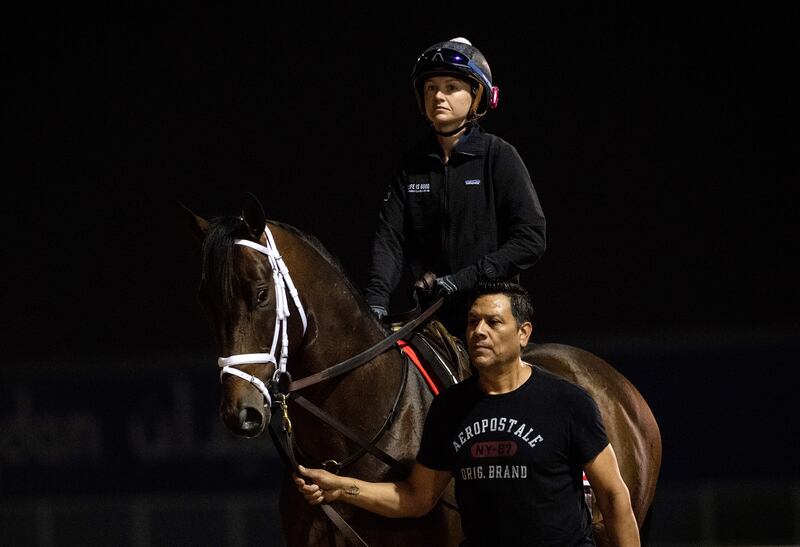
[178, 201, 209, 241]
[241, 192, 266, 240]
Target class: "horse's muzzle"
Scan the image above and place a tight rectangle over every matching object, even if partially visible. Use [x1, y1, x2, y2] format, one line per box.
[220, 398, 270, 438]
[237, 406, 268, 437]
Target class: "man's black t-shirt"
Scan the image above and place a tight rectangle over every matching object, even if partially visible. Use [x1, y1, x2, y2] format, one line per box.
[417, 365, 608, 546]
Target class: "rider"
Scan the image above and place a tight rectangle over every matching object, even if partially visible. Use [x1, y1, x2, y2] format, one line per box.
[363, 37, 547, 341]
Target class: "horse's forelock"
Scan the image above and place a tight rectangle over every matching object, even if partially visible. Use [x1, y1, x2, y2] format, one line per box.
[200, 216, 246, 317]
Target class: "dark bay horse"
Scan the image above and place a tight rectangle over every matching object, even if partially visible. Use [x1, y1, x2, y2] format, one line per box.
[182, 195, 661, 547]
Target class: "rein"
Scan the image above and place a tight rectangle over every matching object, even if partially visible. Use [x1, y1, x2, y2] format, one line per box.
[217, 225, 444, 547]
[288, 295, 442, 391]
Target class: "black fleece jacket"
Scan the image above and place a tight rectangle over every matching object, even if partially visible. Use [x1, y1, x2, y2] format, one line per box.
[364, 125, 546, 311]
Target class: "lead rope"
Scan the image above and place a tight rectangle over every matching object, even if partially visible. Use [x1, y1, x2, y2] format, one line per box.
[269, 395, 368, 547]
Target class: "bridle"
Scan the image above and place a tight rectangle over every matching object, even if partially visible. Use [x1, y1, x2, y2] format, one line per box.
[216, 224, 307, 409]
[216, 224, 443, 546]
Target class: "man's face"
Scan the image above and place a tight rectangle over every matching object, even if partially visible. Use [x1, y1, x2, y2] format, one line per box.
[466, 294, 531, 370]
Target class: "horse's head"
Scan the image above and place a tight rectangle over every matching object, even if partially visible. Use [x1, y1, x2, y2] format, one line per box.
[182, 193, 306, 438]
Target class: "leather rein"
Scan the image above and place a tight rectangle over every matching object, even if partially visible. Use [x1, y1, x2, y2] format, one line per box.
[217, 226, 443, 547]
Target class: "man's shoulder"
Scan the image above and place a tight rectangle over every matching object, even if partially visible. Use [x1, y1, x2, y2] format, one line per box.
[435, 375, 480, 404]
[443, 373, 479, 393]
[530, 365, 595, 402]
[423, 376, 480, 428]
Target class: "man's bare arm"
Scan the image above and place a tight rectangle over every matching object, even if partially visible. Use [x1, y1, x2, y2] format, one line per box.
[293, 463, 452, 518]
[584, 443, 640, 547]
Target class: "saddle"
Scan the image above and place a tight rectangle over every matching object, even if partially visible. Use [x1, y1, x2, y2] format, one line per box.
[392, 317, 472, 394]
[382, 288, 471, 393]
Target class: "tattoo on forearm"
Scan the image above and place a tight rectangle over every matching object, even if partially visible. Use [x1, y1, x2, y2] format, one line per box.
[344, 484, 360, 497]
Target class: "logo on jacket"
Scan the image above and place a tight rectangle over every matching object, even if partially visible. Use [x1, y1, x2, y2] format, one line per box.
[407, 182, 431, 193]
[464, 179, 481, 186]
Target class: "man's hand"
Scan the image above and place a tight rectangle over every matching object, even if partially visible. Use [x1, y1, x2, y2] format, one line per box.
[293, 465, 351, 505]
[294, 461, 453, 518]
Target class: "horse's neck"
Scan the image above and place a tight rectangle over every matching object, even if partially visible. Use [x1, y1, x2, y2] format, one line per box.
[304, 305, 385, 373]
[273, 224, 386, 368]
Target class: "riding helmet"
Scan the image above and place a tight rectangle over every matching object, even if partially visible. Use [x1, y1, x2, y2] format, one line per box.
[411, 37, 499, 118]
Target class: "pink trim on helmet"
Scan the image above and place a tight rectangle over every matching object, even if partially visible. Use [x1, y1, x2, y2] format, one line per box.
[489, 86, 500, 109]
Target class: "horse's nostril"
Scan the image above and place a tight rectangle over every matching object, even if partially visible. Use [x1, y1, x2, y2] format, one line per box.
[238, 407, 264, 434]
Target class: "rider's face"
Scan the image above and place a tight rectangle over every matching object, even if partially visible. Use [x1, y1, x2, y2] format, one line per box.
[423, 75, 474, 131]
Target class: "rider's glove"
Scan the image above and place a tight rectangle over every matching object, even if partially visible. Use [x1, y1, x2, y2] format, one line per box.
[433, 275, 457, 298]
[370, 305, 387, 321]
[413, 271, 437, 294]
[413, 272, 456, 303]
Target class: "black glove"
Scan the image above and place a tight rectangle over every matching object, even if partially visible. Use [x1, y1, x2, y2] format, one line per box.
[414, 273, 457, 305]
[434, 275, 458, 297]
[370, 305, 387, 321]
[413, 271, 437, 294]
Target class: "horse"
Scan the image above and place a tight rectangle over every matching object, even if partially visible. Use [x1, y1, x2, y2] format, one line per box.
[182, 194, 662, 547]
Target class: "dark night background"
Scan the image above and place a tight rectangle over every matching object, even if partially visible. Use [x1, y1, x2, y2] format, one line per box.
[2, 4, 799, 545]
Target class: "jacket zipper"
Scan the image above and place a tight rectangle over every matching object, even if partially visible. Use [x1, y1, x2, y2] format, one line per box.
[440, 163, 449, 263]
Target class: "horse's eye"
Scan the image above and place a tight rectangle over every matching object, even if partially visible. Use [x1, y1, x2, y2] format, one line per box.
[257, 288, 268, 304]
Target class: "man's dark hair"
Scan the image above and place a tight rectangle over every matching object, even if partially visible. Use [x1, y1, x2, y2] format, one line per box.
[470, 281, 534, 327]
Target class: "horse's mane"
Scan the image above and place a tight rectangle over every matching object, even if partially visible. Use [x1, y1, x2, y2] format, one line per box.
[270, 220, 380, 321]
[200, 216, 381, 327]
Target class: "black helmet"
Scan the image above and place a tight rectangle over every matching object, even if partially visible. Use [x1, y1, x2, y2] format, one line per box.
[411, 37, 499, 118]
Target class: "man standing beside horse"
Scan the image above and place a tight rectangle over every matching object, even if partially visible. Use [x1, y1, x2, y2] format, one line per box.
[294, 281, 639, 546]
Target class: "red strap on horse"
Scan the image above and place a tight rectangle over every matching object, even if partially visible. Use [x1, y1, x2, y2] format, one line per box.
[397, 340, 440, 396]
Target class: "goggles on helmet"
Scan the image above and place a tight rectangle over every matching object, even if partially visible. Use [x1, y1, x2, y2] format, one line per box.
[415, 48, 489, 86]
[416, 47, 472, 67]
